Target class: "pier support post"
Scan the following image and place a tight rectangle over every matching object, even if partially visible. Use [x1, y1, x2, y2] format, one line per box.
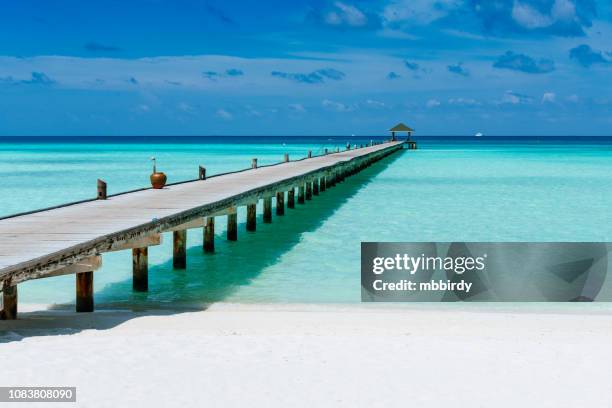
[199, 166, 206, 180]
[287, 188, 295, 208]
[247, 203, 257, 231]
[76, 271, 93, 313]
[298, 185, 305, 204]
[1, 281, 17, 320]
[276, 192, 285, 215]
[204, 217, 215, 252]
[313, 179, 319, 196]
[97, 179, 107, 200]
[320, 176, 326, 192]
[173, 230, 187, 269]
[306, 181, 312, 200]
[227, 212, 238, 241]
[263, 197, 272, 223]
[132, 247, 148, 292]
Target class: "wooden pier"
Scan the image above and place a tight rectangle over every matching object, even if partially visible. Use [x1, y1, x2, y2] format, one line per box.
[0, 141, 404, 319]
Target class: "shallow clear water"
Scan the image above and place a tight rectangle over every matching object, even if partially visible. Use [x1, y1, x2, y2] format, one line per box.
[1, 140, 611, 306]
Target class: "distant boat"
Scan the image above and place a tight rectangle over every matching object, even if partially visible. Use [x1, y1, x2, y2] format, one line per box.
[475, 132, 483, 137]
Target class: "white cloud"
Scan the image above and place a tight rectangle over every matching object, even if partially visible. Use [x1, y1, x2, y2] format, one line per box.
[512, 1, 553, 29]
[566, 94, 580, 103]
[178, 102, 195, 113]
[325, 2, 368, 27]
[542, 92, 556, 103]
[365, 99, 386, 108]
[512, 0, 577, 29]
[288, 103, 306, 113]
[383, 0, 462, 25]
[322, 99, 354, 112]
[500, 90, 533, 105]
[426, 99, 441, 108]
[216, 109, 233, 120]
[245, 105, 262, 117]
[448, 97, 481, 106]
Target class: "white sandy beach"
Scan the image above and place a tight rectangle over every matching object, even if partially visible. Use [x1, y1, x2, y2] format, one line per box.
[2, 303, 612, 408]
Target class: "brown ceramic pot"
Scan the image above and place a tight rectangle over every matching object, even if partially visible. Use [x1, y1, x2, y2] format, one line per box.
[150, 172, 167, 189]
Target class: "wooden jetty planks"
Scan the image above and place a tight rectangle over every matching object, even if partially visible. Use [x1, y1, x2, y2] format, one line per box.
[0, 142, 403, 286]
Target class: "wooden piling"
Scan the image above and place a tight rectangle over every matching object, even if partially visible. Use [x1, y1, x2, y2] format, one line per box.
[306, 181, 312, 200]
[204, 217, 215, 252]
[320, 176, 326, 192]
[199, 166, 206, 180]
[313, 179, 319, 195]
[298, 185, 305, 204]
[287, 188, 295, 208]
[132, 247, 148, 292]
[247, 203, 257, 231]
[1, 281, 17, 320]
[263, 197, 272, 223]
[276, 192, 285, 215]
[76, 271, 93, 313]
[227, 212, 238, 241]
[173, 230, 187, 268]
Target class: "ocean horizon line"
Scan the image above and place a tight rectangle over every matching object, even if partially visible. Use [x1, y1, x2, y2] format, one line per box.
[1, 135, 612, 144]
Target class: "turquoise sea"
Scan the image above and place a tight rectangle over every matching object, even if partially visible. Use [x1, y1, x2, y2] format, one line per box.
[1, 137, 611, 307]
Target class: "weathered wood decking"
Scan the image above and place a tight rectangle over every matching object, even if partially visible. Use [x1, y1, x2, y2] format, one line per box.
[0, 141, 404, 318]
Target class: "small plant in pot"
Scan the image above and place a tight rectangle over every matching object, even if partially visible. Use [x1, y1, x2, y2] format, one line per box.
[150, 157, 167, 189]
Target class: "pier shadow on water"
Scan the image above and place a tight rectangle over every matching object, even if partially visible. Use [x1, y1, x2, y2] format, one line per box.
[0, 150, 406, 342]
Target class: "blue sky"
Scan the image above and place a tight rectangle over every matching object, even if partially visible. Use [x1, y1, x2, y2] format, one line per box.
[0, 0, 611, 136]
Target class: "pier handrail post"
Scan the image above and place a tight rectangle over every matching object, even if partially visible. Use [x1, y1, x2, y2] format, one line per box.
[308, 150, 312, 158]
[284, 153, 289, 162]
[97, 179, 107, 200]
[252, 158, 258, 169]
[199, 166, 206, 180]
[324, 148, 328, 155]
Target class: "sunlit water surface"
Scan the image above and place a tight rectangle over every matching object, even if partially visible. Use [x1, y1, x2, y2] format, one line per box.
[1, 138, 610, 306]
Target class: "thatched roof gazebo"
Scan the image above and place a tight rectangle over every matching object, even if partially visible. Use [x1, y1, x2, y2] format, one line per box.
[389, 123, 416, 149]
